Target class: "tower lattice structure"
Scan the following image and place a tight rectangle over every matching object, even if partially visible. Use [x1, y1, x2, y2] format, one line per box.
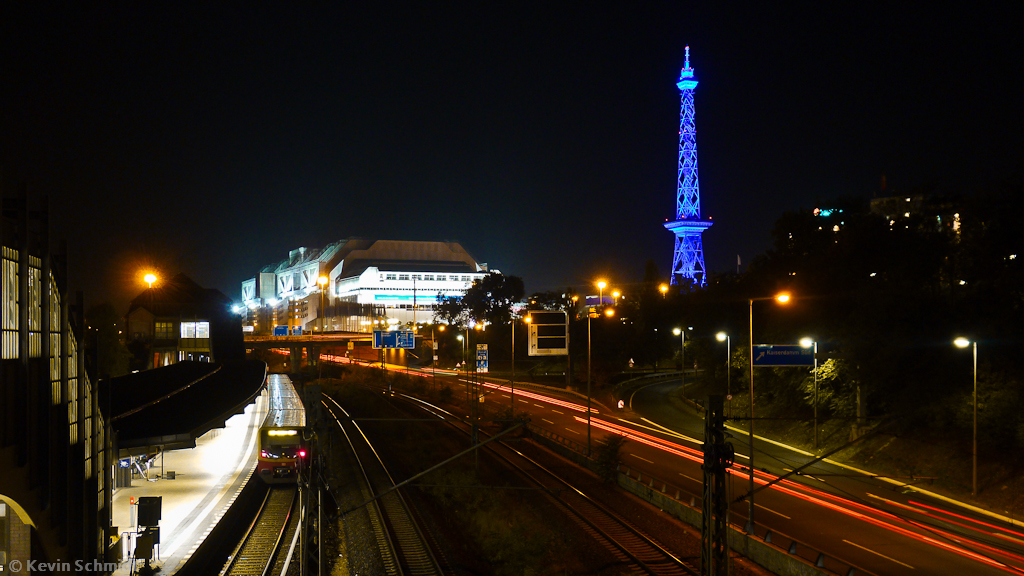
[664, 45, 712, 287]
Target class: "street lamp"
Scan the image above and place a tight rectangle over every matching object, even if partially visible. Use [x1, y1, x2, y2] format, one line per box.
[800, 337, 818, 450]
[586, 306, 615, 456]
[746, 292, 792, 534]
[673, 327, 691, 398]
[717, 332, 730, 415]
[318, 276, 328, 332]
[144, 273, 157, 289]
[955, 337, 978, 496]
[515, 315, 532, 415]
[659, 284, 668, 299]
[597, 280, 607, 308]
[612, 290, 621, 306]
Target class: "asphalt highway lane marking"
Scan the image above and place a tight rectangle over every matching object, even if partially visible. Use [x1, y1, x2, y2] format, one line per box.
[995, 533, 1024, 546]
[638, 417, 701, 444]
[755, 503, 791, 519]
[551, 409, 564, 414]
[534, 403, 546, 408]
[678, 472, 700, 483]
[565, 428, 581, 434]
[630, 454, 654, 464]
[784, 467, 825, 482]
[843, 539, 915, 569]
[542, 419, 555, 424]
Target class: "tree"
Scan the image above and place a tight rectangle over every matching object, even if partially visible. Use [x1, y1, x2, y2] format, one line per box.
[463, 272, 525, 325]
[434, 292, 468, 326]
[434, 272, 525, 327]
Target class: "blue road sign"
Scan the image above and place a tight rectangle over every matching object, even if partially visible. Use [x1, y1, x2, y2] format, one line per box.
[373, 330, 415, 349]
[752, 345, 814, 367]
[476, 344, 488, 373]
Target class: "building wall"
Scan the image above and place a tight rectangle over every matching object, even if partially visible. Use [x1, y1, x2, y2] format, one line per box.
[0, 194, 109, 573]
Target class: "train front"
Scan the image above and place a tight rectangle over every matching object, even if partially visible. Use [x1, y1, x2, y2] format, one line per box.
[258, 427, 306, 483]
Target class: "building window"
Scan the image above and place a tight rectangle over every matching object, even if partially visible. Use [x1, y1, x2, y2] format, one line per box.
[461, 275, 470, 282]
[386, 274, 397, 280]
[424, 275, 435, 281]
[437, 275, 446, 281]
[412, 274, 422, 280]
[180, 321, 210, 339]
[398, 274, 409, 281]
[155, 322, 175, 340]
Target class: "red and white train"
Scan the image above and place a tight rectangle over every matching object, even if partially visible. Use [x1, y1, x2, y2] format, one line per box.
[256, 374, 307, 484]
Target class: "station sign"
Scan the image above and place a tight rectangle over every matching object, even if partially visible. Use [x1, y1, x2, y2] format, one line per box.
[752, 345, 814, 367]
[476, 344, 488, 373]
[373, 330, 415, 349]
[528, 311, 568, 356]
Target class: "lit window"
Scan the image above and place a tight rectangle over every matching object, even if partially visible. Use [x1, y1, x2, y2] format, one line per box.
[180, 321, 210, 339]
[461, 275, 470, 282]
[424, 275, 435, 281]
[386, 274, 397, 280]
[155, 322, 175, 339]
[437, 275, 446, 281]
[398, 274, 409, 281]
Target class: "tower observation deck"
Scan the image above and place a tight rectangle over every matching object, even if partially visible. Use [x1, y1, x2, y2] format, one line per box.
[664, 45, 712, 288]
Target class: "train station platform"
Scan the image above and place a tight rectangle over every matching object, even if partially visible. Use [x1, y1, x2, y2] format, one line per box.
[110, 392, 267, 575]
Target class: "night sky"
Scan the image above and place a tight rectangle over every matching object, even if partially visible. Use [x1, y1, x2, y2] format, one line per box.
[3, 3, 1021, 310]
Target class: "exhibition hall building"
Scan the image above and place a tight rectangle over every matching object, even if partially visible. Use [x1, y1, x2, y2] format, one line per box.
[240, 238, 495, 333]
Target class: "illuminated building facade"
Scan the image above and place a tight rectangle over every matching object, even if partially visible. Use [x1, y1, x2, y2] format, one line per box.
[241, 238, 493, 332]
[664, 46, 713, 288]
[125, 273, 245, 370]
[0, 193, 111, 572]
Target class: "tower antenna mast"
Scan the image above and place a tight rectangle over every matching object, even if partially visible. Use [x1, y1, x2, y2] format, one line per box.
[665, 45, 713, 287]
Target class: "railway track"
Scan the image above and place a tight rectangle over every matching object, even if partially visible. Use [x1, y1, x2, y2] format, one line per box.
[222, 486, 298, 576]
[404, 393, 700, 576]
[322, 394, 443, 576]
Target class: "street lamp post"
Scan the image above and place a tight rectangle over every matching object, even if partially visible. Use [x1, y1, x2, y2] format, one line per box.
[955, 337, 978, 496]
[318, 276, 328, 333]
[717, 332, 730, 416]
[597, 280, 607, 309]
[586, 305, 614, 457]
[746, 293, 791, 534]
[587, 310, 593, 456]
[673, 327, 688, 398]
[801, 338, 818, 450]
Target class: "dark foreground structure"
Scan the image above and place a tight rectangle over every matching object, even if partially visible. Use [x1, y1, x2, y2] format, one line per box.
[0, 191, 112, 572]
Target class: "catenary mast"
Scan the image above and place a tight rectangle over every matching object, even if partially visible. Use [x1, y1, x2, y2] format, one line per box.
[664, 45, 713, 287]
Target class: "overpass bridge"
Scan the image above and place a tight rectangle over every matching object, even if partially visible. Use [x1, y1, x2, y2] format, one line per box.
[244, 332, 422, 373]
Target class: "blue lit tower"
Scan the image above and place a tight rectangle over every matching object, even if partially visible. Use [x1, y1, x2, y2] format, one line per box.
[664, 46, 712, 287]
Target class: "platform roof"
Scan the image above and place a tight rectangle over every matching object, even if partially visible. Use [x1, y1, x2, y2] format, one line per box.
[102, 360, 268, 451]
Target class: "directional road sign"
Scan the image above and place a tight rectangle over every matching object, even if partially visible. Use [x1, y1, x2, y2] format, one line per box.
[528, 311, 568, 356]
[373, 330, 415, 349]
[752, 345, 814, 367]
[476, 344, 489, 373]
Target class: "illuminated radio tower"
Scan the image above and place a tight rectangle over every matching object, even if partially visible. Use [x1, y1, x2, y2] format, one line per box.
[664, 45, 712, 287]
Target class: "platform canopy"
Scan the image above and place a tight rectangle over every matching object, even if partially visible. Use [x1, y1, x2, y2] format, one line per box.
[101, 360, 268, 451]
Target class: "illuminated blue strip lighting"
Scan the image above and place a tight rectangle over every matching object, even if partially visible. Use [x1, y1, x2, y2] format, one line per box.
[664, 45, 712, 288]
